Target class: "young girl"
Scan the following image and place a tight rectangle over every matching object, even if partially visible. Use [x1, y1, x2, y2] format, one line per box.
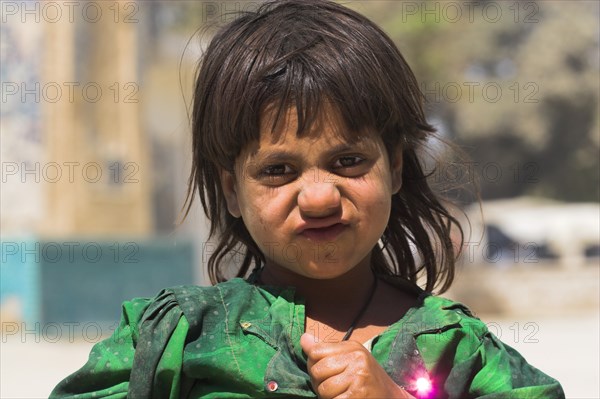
[51, 1, 564, 398]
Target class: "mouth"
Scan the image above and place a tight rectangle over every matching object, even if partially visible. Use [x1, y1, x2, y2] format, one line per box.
[299, 223, 348, 242]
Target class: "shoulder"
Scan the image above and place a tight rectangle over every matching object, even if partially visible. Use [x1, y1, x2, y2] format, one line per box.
[136, 278, 262, 325]
[416, 294, 489, 337]
[138, 277, 258, 306]
[158, 277, 258, 307]
[404, 294, 491, 361]
[420, 295, 482, 323]
[376, 276, 489, 341]
[114, 278, 262, 336]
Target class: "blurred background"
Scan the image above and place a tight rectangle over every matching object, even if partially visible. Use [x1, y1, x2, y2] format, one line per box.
[1, 0, 598, 397]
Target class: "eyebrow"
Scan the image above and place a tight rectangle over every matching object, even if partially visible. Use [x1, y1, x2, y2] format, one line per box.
[250, 142, 369, 164]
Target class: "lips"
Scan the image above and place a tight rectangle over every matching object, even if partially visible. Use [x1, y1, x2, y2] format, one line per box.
[299, 223, 348, 242]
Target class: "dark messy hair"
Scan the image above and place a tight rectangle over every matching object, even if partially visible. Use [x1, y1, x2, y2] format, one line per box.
[184, 0, 463, 293]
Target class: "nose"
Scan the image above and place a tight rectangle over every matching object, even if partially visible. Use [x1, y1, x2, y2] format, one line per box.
[297, 171, 341, 217]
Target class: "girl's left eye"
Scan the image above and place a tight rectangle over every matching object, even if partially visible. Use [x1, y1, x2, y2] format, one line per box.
[261, 164, 294, 175]
[257, 164, 296, 185]
[333, 156, 364, 168]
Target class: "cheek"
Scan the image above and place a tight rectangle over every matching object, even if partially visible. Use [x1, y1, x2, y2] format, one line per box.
[238, 186, 290, 232]
[345, 174, 393, 230]
[346, 171, 393, 207]
[365, 189, 392, 224]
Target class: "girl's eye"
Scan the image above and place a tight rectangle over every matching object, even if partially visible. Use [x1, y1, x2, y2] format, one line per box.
[258, 164, 296, 185]
[333, 156, 364, 169]
[261, 164, 293, 176]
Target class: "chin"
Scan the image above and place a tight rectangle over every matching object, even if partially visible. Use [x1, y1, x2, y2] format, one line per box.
[300, 262, 355, 280]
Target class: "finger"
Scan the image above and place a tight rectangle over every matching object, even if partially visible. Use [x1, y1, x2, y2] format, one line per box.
[308, 354, 349, 384]
[300, 333, 318, 355]
[301, 333, 363, 361]
[301, 333, 339, 362]
[315, 372, 352, 399]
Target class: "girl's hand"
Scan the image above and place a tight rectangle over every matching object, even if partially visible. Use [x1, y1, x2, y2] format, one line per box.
[300, 333, 416, 399]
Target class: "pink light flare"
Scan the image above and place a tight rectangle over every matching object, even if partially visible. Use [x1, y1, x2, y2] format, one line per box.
[415, 376, 433, 398]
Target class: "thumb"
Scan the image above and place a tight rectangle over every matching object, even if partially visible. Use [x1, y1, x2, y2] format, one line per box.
[300, 333, 318, 355]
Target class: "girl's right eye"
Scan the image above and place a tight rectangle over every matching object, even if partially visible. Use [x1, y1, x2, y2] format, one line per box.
[258, 164, 296, 184]
[261, 164, 293, 175]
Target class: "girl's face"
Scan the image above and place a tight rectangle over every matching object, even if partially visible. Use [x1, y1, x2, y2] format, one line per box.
[220, 107, 403, 280]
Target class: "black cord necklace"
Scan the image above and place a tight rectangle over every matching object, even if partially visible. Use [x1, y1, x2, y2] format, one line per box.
[341, 276, 378, 341]
[255, 268, 378, 342]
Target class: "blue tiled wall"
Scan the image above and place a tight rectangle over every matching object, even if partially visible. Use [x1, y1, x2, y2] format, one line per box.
[1, 238, 196, 325]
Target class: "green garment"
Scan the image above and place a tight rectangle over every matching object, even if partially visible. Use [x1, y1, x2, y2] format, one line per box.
[50, 277, 564, 398]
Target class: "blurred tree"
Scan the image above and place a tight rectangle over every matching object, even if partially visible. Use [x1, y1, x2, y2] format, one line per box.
[350, 0, 599, 202]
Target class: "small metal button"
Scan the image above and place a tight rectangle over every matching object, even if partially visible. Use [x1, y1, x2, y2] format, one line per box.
[266, 380, 278, 392]
[413, 349, 420, 356]
[240, 322, 252, 329]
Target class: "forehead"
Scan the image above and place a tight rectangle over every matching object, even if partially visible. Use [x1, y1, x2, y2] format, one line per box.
[256, 103, 373, 148]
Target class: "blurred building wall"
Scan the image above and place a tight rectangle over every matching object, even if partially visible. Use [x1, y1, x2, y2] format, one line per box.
[42, 2, 152, 236]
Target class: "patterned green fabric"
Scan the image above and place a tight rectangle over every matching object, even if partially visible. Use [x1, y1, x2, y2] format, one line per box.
[50, 277, 564, 398]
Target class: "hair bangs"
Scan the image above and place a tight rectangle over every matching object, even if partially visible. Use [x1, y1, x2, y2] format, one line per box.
[251, 43, 386, 146]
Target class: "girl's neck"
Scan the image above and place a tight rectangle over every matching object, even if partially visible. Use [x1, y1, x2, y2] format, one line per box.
[259, 259, 376, 312]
